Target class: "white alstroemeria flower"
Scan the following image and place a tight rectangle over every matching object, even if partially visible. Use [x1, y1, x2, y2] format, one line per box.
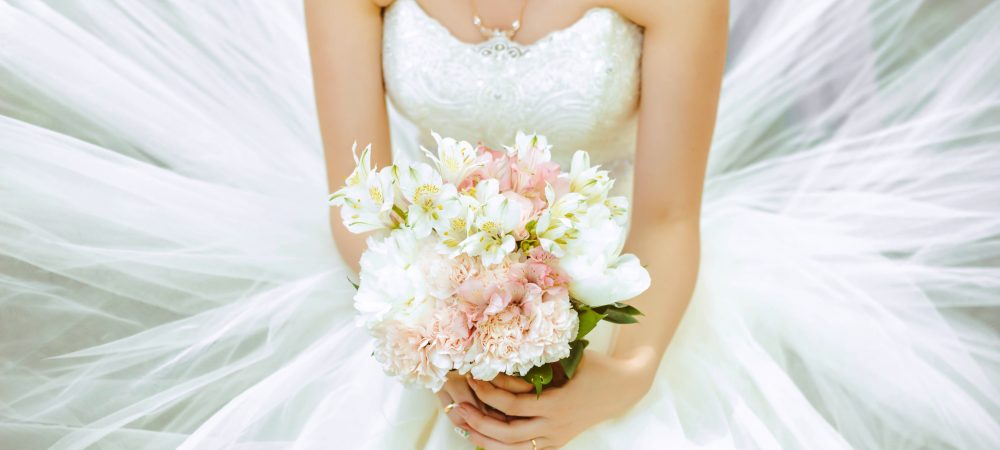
[505, 130, 553, 162]
[558, 204, 650, 306]
[568, 150, 614, 203]
[468, 178, 500, 207]
[436, 194, 477, 256]
[533, 210, 570, 257]
[460, 194, 521, 267]
[329, 143, 397, 233]
[396, 162, 462, 238]
[436, 179, 504, 255]
[532, 184, 586, 256]
[604, 195, 630, 226]
[422, 131, 484, 185]
[545, 183, 587, 221]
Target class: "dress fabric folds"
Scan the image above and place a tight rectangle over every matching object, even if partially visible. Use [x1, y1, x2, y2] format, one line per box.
[1, 0, 999, 449]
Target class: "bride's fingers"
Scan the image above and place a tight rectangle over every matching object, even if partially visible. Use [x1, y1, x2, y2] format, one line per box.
[465, 427, 548, 450]
[482, 402, 510, 422]
[468, 376, 556, 417]
[436, 387, 463, 427]
[490, 374, 535, 394]
[457, 402, 547, 444]
[454, 375, 508, 422]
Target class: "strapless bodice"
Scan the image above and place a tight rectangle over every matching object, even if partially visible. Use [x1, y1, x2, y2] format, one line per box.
[382, 0, 644, 198]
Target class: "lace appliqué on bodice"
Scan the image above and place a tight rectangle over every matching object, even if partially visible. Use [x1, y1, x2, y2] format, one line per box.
[382, 0, 644, 198]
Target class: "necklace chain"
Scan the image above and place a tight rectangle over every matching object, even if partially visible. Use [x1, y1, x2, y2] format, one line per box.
[471, 0, 527, 39]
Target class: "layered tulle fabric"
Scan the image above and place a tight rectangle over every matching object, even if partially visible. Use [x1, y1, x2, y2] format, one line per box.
[1, 0, 999, 449]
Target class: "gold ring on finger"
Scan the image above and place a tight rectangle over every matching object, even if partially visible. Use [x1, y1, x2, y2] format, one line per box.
[444, 402, 458, 414]
[531, 438, 538, 450]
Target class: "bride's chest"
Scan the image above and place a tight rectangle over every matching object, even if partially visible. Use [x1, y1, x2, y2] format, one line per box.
[381, 0, 643, 149]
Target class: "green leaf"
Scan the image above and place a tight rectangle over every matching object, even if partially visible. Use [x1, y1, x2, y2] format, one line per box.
[576, 307, 606, 340]
[609, 302, 643, 316]
[347, 276, 359, 290]
[602, 308, 640, 324]
[560, 339, 589, 379]
[523, 364, 553, 398]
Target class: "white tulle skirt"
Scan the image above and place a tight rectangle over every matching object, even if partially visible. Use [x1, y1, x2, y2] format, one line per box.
[1, 1, 998, 449]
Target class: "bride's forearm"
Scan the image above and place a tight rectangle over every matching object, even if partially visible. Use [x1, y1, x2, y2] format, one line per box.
[330, 210, 368, 276]
[611, 216, 701, 385]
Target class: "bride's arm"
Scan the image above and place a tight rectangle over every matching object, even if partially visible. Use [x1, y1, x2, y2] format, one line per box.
[305, 0, 498, 431]
[457, 1, 728, 448]
[611, 0, 728, 390]
[304, 0, 392, 274]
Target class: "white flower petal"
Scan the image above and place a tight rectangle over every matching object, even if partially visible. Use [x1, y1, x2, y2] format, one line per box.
[567, 253, 650, 306]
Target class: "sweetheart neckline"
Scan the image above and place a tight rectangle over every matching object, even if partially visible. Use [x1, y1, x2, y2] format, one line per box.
[401, 0, 626, 51]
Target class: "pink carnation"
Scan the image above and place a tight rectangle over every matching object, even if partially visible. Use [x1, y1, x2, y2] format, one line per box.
[520, 283, 578, 367]
[522, 247, 570, 292]
[462, 280, 578, 380]
[371, 320, 448, 391]
[427, 299, 474, 370]
[455, 255, 519, 322]
[371, 298, 473, 392]
[463, 302, 531, 380]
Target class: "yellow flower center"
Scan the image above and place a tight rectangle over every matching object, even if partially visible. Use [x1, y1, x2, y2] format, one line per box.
[480, 220, 500, 235]
[414, 184, 440, 208]
[369, 186, 383, 204]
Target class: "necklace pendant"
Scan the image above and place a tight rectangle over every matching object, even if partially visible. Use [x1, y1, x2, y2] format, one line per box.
[473, 15, 520, 40]
[475, 33, 527, 60]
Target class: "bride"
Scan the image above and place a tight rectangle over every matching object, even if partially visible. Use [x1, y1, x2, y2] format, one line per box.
[308, 0, 725, 448]
[1, 0, 998, 449]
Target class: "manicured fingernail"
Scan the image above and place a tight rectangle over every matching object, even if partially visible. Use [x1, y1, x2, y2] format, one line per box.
[453, 426, 470, 438]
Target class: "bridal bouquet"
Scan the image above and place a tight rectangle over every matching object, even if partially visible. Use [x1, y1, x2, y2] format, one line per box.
[329, 131, 650, 393]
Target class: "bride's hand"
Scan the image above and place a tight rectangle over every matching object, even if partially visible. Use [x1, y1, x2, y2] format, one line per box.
[437, 371, 507, 431]
[456, 351, 654, 449]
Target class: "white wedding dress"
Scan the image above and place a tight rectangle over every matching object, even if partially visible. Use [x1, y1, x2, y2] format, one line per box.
[1, 0, 999, 449]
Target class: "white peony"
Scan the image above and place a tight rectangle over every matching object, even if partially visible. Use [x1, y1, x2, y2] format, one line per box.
[354, 228, 457, 328]
[559, 204, 650, 306]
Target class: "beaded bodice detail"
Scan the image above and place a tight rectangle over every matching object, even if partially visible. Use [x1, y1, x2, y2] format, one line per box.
[382, 0, 644, 195]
